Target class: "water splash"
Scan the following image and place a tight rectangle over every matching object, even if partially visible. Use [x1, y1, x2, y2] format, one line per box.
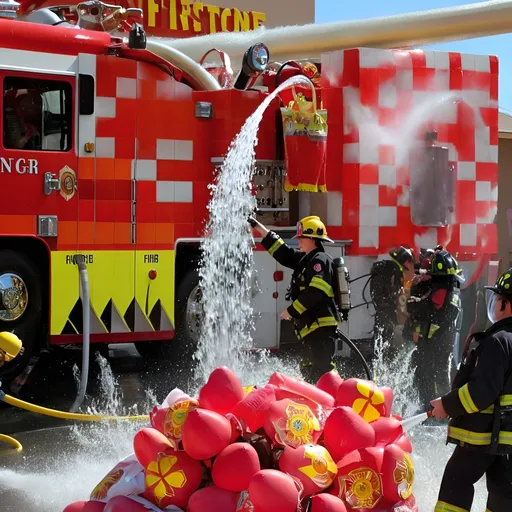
[0, 356, 149, 512]
[344, 85, 486, 168]
[194, 75, 313, 383]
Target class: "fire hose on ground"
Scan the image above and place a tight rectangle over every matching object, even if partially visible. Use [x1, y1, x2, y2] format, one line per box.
[0, 390, 150, 455]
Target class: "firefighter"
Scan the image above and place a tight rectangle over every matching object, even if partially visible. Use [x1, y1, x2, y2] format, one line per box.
[248, 215, 340, 383]
[0, 332, 23, 368]
[402, 248, 434, 345]
[431, 268, 512, 512]
[369, 246, 415, 351]
[412, 249, 463, 405]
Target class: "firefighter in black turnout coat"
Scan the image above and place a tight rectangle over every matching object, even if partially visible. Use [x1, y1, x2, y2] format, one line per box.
[411, 249, 463, 405]
[369, 246, 414, 348]
[431, 268, 512, 512]
[249, 215, 340, 383]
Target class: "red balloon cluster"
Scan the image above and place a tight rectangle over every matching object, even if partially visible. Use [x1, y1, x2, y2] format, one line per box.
[63, 368, 418, 512]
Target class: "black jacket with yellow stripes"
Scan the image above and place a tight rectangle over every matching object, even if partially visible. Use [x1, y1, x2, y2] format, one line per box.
[261, 231, 339, 339]
[442, 316, 512, 454]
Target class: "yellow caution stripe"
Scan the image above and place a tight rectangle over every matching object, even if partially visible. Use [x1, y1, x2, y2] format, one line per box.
[292, 300, 306, 315]
[458, 384, 479, 414]
[310, 276, 335, 297]
[268, 238, 284, 256]
[300, 316, 338, 338]
[434, 501, 469, 512]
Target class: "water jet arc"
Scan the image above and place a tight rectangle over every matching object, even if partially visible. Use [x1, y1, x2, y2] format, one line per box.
[164, 0, 512, 64]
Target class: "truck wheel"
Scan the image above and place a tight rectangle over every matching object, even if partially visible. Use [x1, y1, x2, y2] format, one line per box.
[0, 250, 42, 382]
[135, 270, 202, 364]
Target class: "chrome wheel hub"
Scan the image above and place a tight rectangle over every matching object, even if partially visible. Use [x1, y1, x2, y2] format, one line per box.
[0, 273, 28, 322]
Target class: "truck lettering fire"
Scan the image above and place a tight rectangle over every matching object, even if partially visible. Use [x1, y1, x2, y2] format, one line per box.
[0, 156, 39, 175]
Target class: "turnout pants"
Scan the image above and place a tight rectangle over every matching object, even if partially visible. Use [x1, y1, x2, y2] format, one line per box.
[436, 445, 512, 512]
[299, 327, 337, 384]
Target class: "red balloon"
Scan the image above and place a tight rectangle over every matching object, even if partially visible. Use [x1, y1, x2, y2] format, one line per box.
[381, 387, 393, 417]
[336, 379, 386, 423]
[150, 399, 199, 442]
[188, 486, 239, 512]
[382, 444, 415, 505]
[323, 407, 375, 462]
[371, 417, 403, 447]
[133, 427, 175, 468]
[310, 494, 348, 512]
[278, 444, 337, 496]
[62, 503, 88, 512]
[269, 372, 335, 409]
[103, 497, 147, 511]
[331, 448, 384, 509]
[182, 408, 232, 460]
[248, 470, 299, 512]
[82, 502, 107, 511]
[143, 449, 203, 509]
[212, 443, 261, 492]
[316, 371, 344, 399]
[395, 433, 413, 454]
[232, 384, 276, 433]
[198, 367, 245, 416]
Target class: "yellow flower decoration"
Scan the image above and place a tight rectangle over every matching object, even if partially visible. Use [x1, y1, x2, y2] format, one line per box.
[393, 452, 414, 500]
[352, 381, 385, 423]
[145, 454, 187, 507]
[298, 445, 338, 488]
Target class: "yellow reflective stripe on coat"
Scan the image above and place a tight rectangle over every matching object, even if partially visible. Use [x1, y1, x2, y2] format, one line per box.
[292, 300, 306, 315]
[448, 426, 512, 446]
[300, 317, 339, 338]
[475, 394, 512, 414]
[448, 426, 491, 445]
[434, 501, 469, 512]
[428, 323, 440, 339]
[458, 384, 479, 414]
[310, 276, 335, 297]
[268, 238, 284, 256]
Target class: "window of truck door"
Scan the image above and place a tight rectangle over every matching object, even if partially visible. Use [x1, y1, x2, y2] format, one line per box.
[0, 71, 78, 248]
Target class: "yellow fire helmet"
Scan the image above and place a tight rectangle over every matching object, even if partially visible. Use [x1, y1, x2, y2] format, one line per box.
[0, 331, 23, 362]
[292, 216, 334, 243]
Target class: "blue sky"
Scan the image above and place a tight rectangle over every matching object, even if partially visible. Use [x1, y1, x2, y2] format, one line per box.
[315, 0, 512, 113]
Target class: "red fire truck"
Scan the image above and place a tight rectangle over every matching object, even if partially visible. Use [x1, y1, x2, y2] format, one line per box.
[0, 0, 501, 381]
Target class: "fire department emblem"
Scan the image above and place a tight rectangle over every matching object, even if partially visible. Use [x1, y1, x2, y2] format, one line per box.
[273, 403, 321, 448]
[393, 452, 414, 499]
[59, 166, 77, 201]
[313, 263, 322, 272]
[90, 468, 124, 500]
[340, 467, 383, 509]
[163, 399, 199, 441]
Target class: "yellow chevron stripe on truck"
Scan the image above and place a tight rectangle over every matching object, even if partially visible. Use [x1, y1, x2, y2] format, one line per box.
[50, 250, 174, 335]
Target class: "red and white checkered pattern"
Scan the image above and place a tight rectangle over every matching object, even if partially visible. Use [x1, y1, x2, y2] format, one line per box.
[321, 47, 498, 256]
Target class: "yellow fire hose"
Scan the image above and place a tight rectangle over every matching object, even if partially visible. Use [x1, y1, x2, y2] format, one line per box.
[0, 391, 149, 456]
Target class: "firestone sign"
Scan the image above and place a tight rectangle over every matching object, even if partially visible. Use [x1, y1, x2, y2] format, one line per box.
[0, 156, 38, 175]
[129, 0, 266, 37]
